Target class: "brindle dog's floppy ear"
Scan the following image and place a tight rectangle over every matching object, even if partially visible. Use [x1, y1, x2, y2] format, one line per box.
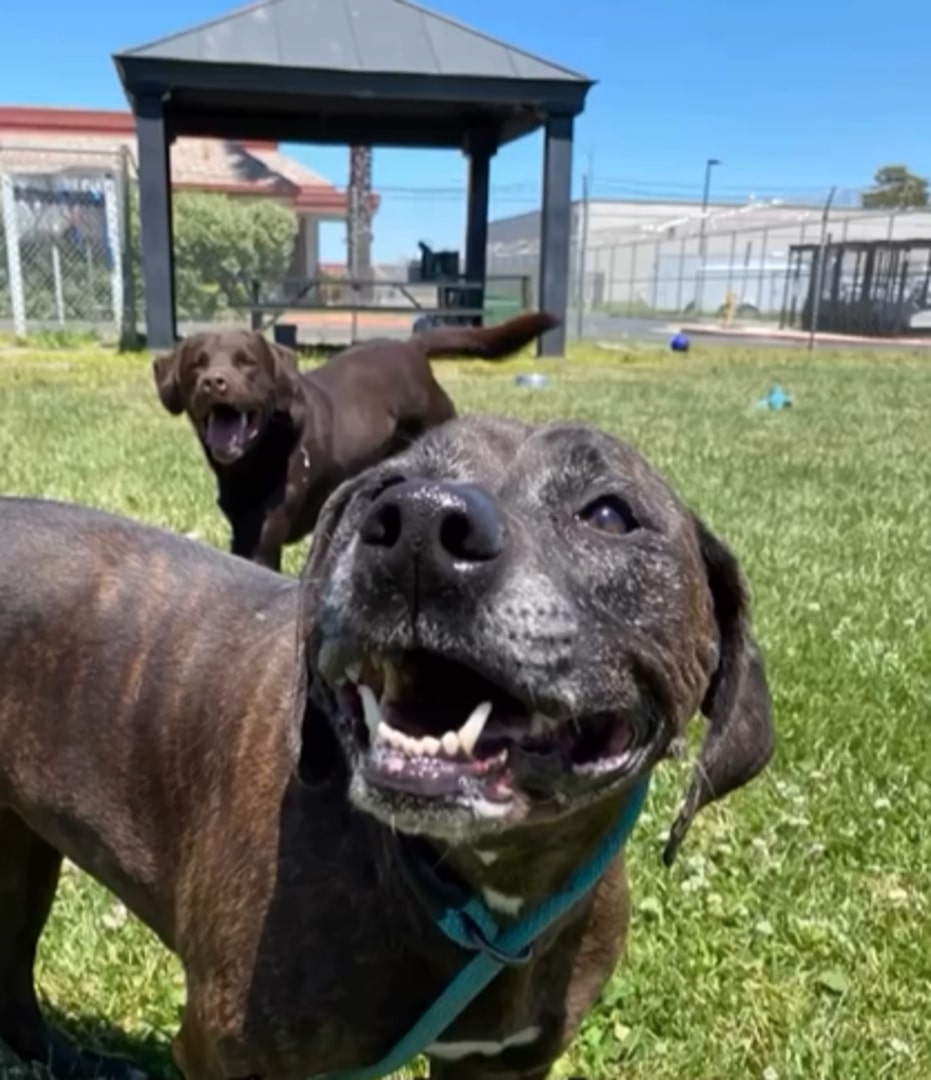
[152, 343, 186, 415]
[663, 517, 775, 866]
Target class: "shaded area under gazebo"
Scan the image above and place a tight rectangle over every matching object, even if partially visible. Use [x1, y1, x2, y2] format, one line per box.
[113, 0, 592, 355]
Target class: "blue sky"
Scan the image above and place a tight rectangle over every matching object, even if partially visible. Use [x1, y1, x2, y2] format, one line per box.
[2, 0, 929, 261]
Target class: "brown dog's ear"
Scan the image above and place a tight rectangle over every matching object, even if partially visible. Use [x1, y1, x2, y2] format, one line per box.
[152, 346, 185, 415]
[253, 333, 300, 408]
[272, 340, 300, 375]
[663, 518, 775, 866]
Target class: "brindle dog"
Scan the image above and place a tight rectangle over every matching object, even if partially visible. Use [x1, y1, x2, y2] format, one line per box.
[0, 415, 773, 1080]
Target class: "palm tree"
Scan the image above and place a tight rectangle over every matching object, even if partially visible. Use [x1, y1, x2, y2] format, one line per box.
[347, 145, 373, 300]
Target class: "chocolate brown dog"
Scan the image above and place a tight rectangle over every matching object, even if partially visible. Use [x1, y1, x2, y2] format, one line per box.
[0, 415, 774, 1080]
[152, 314, 557, 571]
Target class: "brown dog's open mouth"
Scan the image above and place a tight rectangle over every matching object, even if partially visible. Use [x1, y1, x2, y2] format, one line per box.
[203, 405, 261, 461]
[331, 652, 643, 808]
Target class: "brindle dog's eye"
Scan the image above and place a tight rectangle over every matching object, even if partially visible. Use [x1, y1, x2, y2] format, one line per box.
[578, 496, 638, 536]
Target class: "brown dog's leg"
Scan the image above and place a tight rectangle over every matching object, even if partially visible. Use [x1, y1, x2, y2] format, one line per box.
[0, 812, 142, 1080]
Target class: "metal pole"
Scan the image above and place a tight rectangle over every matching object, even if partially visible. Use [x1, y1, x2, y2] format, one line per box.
[103, 175, 123, 335]
[651, 238, 662, 311]
[608, 244, 616, 307]
[757, 227, 769, 309]
[696, 157, 720, 314]
[675, 236, 687, 313]
[629, 241, 639, 316]
[1, 174, 26, 338]
[575, 151, 592, 341]
[725, 230, 738, 310]
[118, 146, 138, 347]
[52, 244, 65, 325]
[808, 186, 837, 351]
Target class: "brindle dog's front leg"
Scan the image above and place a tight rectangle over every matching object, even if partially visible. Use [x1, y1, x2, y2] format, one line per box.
[172, 1000, 227, 1080]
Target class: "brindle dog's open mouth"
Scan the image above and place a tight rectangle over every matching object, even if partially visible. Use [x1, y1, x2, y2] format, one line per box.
[330, 651, 644, 807]
[203, 404, 261, 461]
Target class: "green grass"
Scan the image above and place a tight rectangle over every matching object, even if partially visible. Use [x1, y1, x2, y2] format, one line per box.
[0, 341, 929, 1080]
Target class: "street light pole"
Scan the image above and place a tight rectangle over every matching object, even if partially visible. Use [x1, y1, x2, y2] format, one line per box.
[696, 157, 720, 316]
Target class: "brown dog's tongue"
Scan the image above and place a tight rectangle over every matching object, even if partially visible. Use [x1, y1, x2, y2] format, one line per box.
[205, 411, 246, 455]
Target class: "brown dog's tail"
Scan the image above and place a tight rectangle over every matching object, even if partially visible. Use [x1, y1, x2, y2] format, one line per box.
[415, 311, 559, 360]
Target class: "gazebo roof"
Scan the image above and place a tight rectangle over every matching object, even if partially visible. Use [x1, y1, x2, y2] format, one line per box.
[113, 0, 593, 148]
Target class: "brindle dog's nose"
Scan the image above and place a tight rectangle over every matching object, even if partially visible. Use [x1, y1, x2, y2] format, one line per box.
[359, 479, 504, 588]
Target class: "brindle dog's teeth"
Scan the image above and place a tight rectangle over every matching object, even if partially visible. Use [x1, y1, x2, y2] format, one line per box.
[366, 697, 495, 761]
[345, 661, 362, 684]
[458, 701, 493, 755]
[358, 683, 382, 739]
[380, 659, 403, 704]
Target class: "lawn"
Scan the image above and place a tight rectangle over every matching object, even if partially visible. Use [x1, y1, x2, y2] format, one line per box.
[0, 340, 928, 1080]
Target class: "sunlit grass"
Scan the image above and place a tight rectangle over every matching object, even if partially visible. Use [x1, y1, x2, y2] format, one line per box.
[0, 340, 928, 1079]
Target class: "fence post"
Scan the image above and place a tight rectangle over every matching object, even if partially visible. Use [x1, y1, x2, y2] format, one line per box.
[808, 187, 837, 350]
[725, 230, 737, 309]
[51, 244, 65, 325]
[118, 147, 138, 347]
[651, 238, 661, 311]
[756, 228, 768, 310]
[1, 174, 26, 338]
[250, 278, 262, 331]
[574, 169, 590, 340]
[608, 245, 616, 307]
[103, 175, 123, 336]
[675, 236, 687, 313]
[628, 241, 639, 316]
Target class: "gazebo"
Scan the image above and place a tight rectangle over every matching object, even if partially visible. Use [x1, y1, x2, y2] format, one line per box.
[113, 0, 592, 356]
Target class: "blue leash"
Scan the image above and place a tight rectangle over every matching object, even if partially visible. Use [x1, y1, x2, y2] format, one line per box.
[323, 776, 651, 1080]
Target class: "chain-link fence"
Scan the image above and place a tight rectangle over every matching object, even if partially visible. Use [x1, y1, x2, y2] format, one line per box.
[489, 195, 931, 342]
[10, 143, 931, 346]
[0, 145, 136, 341]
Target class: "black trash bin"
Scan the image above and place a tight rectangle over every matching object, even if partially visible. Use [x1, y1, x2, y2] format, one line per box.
[273, 323, 298, 349]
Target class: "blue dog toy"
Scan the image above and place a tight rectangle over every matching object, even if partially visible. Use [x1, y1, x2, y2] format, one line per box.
[670, 332, 690, 352]
[755, 384, 793, 410]
[514, 372, 550, 389]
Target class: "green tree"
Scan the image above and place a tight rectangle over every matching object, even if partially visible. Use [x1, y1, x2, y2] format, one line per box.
[860, 165, 929, 209]
[4, 188, 299, 334]
[170, 192, 298, 319]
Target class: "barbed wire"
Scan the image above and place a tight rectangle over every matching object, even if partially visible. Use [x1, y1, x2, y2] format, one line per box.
[371, 178, 874, 209]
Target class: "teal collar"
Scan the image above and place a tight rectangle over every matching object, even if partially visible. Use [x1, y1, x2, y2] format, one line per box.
[322, 776, 651, 1080]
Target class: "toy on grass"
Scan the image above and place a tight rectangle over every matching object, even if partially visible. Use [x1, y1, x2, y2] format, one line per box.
[515, 372, 551, 388]
[755, 384, 793, 410]
[670, 332, 690, 352]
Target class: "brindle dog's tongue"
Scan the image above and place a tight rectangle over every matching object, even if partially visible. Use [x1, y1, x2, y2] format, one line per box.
[205, 410, 246, 456]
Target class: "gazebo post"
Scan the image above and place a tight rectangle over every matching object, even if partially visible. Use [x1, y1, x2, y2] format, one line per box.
[134, 94, 177, 350]
[537, 112, 575, 357]
[463, 128, 496, 325]
[114, 0, 592, 350]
